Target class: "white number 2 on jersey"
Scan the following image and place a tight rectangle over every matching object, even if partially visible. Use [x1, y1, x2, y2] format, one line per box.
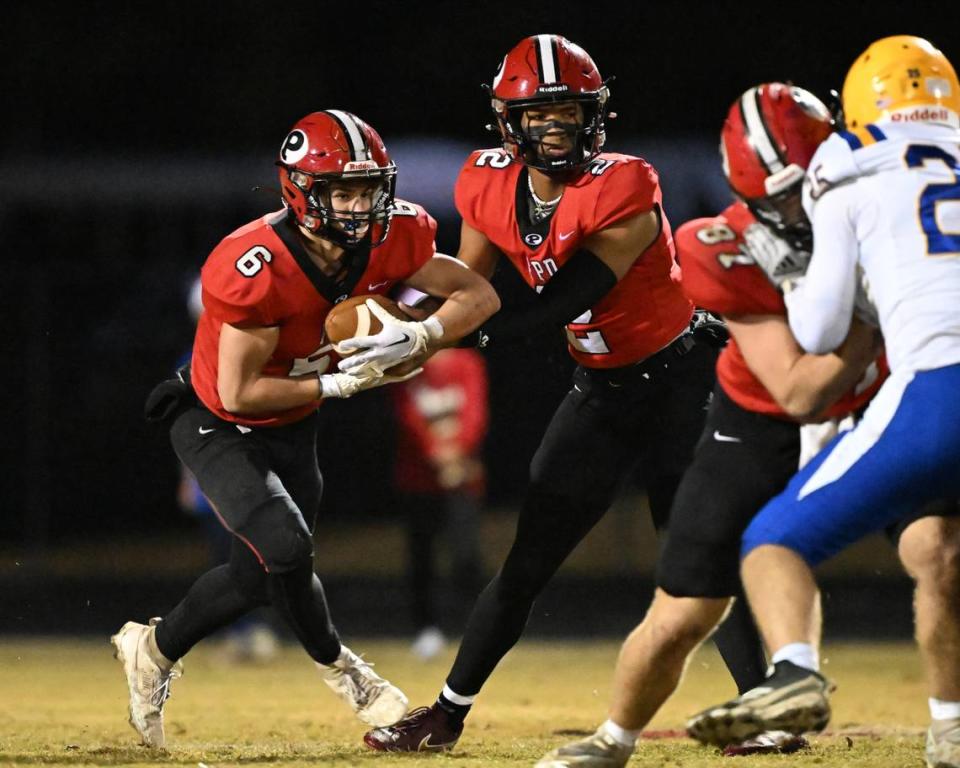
[566, 309, 611, 354]
[288, 343, 335, 376]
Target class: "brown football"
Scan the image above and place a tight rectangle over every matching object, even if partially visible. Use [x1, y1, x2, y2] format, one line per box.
[324, 294, 423, 376]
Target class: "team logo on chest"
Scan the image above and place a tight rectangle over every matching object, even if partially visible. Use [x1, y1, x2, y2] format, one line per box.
[524, 233, 544, 247]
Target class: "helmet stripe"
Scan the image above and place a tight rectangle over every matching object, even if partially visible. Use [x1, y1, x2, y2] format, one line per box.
[536, 34, 558, 83]
[326, 109, 369, 161]
[740, 88, 784, 174]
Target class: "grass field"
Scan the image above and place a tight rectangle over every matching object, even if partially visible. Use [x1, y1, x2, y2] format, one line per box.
[0, 638, 930, 767]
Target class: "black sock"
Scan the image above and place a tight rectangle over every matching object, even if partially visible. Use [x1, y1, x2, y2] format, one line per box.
[711, 591, 769, 695]
[771, 659, 820, 681]
[436, 692, 471, 723]
[155, 564, 258, 661]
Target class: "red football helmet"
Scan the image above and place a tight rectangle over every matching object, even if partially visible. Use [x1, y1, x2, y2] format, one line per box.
[721, 83, 833, 249]
[487, 34, 611, 174]
[277, 110, 398, 248]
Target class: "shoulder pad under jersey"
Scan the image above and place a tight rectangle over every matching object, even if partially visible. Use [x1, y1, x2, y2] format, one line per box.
[802, 132, 866, 215]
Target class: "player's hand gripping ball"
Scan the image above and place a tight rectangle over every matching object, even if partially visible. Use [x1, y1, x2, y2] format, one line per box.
[324, 295, 425, 377]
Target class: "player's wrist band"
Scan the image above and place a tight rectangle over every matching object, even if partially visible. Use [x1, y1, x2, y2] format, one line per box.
[423, 315, 444, 340]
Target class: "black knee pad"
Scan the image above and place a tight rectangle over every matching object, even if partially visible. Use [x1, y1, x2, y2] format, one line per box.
[238, 497, 315, 574]
[656, 526, 741, 598]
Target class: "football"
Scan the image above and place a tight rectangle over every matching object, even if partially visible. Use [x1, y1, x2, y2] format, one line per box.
[324, 294, 423, 376]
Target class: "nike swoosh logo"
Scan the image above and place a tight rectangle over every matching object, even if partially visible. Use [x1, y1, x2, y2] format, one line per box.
[368, 280, 389, 290]
[558, 230, 576, 241]
[713, 430, 742, 443]
[417, 733, 453, 751]
[386, 333, 411, 347]
[198, 427, 215, 435]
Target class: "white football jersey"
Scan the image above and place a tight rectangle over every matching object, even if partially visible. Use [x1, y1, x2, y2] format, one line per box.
[787, 121, 960, 373]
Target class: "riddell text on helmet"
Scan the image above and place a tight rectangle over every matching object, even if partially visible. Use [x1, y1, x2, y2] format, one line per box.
[890, 107, 951, 122]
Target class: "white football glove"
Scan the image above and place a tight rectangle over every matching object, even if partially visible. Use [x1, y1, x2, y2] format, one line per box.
[318, 369, 383, 399]
[337, 299, 443, 373]
[741, 223, 811, 289]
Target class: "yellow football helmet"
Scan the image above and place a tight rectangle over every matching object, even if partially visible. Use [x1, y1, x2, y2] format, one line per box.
[842, 35, 960, 129]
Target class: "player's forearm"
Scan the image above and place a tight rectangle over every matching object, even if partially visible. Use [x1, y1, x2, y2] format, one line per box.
[467, 248, 618, 346]
[775, 322, 878, 420]
[430, 282, 500, 347]
[785, 288, 853, 355]
[218, 375, 320, 414]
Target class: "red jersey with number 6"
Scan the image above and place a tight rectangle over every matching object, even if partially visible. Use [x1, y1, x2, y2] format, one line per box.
[192, 201, 436, 427]
[677, 201, 885, 419]
[455, 148, 693, 369]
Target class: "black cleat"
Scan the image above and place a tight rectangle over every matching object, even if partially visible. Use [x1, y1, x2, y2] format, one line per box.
[687, 661, 834, 748]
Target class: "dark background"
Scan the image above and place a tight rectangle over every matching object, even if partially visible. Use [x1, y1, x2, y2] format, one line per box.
[1, 1, 955, 635]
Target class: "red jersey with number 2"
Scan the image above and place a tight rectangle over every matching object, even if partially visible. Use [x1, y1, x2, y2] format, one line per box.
[455, 149, 693, 369]
[192, 202, 436, 427]
[677, 201, 885, 419]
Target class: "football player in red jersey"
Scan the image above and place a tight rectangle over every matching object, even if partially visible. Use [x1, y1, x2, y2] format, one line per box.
[111, 110, 499, 750]
[538, 83, 958, 767]
[362, 34, 764, 754]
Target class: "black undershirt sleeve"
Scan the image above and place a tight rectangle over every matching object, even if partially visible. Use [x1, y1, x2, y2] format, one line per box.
[462, 248, 617, 348]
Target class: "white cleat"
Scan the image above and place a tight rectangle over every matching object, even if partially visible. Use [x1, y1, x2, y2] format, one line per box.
[111, 618, 183, 749]
[535, 727, 635, 767]
[321, 645, 409, 727]
[927, 719, 960, 768]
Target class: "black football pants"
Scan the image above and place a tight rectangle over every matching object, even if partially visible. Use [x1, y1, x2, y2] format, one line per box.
[445, 336, 768, 696]
[153, 406, 341, 665]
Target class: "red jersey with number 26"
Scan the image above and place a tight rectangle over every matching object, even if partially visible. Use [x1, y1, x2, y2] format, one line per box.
[455, 149, 693, 369]
[192, 202, 436, 427]
[677, 201, 885, 419]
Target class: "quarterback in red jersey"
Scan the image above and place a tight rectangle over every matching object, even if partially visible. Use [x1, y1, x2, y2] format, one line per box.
[364, 34, 763, 755]
[112, 110, 498, 750]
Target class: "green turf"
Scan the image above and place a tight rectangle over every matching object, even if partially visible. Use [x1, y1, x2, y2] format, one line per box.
[0, 638, 930, 766]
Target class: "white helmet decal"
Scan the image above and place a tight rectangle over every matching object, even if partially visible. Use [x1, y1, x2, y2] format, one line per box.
[279, 129, 309, 164]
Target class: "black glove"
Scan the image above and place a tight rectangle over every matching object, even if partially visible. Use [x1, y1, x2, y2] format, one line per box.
[690, 309, 729, 349]
[144, 364, 194, 423]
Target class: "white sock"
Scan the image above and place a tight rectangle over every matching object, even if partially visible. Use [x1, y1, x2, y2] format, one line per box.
[771, 642, 819, 672]
[930, 698, 960, 721]
[600, 719, 640, 748]
[441, 684, 476, 706]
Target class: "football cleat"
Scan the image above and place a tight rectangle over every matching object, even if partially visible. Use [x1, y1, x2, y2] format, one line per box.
[721, 729, 809, 756]
[321, 645, 409, 727]
[111, 618, 183, 749]
[927, 718, 960, 768]
[534, 727, 634, 767]
[363, 704, 463, 752]
[686, 661, 834, 748]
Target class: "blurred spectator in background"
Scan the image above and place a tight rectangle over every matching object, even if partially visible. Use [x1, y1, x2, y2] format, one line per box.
[176, 277, 280, 664]
[390, 347, 489, 660]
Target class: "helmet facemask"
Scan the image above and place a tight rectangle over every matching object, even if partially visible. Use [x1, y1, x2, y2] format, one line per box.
[743, 170, 813, 252]
[492, 88, 609, 175]
[283, 165, 397, 249]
